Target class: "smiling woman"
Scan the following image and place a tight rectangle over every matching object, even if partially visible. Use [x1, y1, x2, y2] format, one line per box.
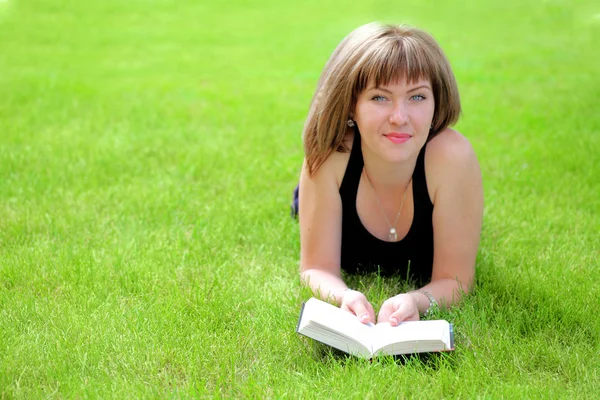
[296, 22, 483, 327]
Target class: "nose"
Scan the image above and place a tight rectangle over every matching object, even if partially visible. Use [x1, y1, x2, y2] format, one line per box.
[389, 102, 409, 126]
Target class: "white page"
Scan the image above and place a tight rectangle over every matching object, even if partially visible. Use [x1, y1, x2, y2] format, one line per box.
[298, 299, 453, 357]
[300, 298, 374, 349]
[371, 320, 449, 353]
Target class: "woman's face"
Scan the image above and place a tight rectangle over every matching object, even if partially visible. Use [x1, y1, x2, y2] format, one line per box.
[353, 78, 435, 164]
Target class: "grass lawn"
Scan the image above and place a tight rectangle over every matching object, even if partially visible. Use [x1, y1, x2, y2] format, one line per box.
[1, 0, 599, 397]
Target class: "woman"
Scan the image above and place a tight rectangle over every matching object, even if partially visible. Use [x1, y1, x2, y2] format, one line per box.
[298, 22, 483, 326]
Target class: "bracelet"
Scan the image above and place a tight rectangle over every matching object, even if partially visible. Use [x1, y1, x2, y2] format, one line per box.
[413, 289, 438, 316]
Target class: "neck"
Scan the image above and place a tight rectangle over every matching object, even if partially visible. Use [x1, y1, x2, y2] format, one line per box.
[361, 143, 418, 190]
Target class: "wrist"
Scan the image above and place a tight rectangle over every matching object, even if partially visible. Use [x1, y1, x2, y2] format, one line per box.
[410, 289, 438, 316]
[329, 287, 353, 305]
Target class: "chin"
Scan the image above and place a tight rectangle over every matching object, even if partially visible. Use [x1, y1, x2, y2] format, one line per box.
[379, 144, 416, 163]
[384, 152, 413, 164]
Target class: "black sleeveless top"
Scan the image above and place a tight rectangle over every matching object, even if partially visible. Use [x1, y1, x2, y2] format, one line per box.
[340, 129, 434, 284]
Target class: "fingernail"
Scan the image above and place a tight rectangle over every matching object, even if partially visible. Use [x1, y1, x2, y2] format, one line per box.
[360, 314, 369, 323]
[390, 317, 398, 326]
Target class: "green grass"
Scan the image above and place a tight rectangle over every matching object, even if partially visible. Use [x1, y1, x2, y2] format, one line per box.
[1, 0, 599, 397]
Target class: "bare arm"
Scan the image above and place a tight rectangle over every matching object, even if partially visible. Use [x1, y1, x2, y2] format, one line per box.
[299, 156, 376, 322]
[378, 131, 484, 323]
[422, 132, 483, 309]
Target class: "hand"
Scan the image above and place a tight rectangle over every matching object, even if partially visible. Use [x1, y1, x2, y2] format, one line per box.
[339, 290, 376, 324]
[377, 293, 420, 326]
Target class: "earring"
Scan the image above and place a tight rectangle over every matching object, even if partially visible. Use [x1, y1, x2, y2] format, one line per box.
[347, 119, 355, 127]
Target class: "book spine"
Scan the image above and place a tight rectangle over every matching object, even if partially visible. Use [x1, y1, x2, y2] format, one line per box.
[295, 302, 306, 333]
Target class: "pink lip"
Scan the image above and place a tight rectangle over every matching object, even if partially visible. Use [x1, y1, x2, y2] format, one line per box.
[384, 133, 412, 144]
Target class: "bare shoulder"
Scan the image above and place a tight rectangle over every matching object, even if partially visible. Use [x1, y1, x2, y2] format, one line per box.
[426, 128, 477, 165]
[425, 129, 482, 201]
[307, 133, 353, 188]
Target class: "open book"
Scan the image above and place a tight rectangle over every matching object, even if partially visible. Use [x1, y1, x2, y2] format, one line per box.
[296, 297, 454, 358]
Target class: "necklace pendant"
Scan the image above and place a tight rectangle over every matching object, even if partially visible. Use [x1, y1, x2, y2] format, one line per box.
[389, 228, 398, 241]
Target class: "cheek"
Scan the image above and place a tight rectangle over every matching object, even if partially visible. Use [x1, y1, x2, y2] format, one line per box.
[427, 101, 436, 119]
[354, 106, 370, 126]
[415, 105, 435, 126]
[357, 105, 386, 126]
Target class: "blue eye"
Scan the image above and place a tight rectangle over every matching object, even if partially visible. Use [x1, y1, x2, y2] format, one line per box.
[372, 95, 387, 101]
[411, 94, 426, 101]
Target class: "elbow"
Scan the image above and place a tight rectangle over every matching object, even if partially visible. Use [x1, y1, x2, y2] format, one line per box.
[299, 265, 340, 285]
[434, 272, 474, 296]
[299, 264, 314, 283]
[299, 267, 319, 283]
[456, 273, 475, 296]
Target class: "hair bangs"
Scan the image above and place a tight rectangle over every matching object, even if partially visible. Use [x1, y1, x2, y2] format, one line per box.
[304, 22, 460, 176]
[354, 36, 435, 98]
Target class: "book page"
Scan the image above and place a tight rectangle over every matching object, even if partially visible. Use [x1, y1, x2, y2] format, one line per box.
[371, 320, 450, 355]
[298, 298, 374, 352]
[298, 299, 453, 357]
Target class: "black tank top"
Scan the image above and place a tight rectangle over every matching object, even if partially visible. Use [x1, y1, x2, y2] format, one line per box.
[340, 128, 434, 284]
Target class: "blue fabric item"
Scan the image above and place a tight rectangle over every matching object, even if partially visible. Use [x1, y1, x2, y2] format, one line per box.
[291, 184, 299, 218]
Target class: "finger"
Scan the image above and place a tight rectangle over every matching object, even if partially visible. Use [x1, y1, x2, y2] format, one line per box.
[350, 301, 374, 324]
[389, 304, 419, 326]
[365, 301, 376, 324]
[340, 303, 367, 322]
[377, 302, 393, 324]
[340, 303, 353, 315]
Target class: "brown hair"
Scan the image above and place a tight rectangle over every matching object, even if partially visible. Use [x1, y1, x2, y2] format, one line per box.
[303, 22, 461, 176]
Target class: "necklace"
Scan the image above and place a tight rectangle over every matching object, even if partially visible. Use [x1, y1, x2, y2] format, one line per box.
[363, 169, 412, 242]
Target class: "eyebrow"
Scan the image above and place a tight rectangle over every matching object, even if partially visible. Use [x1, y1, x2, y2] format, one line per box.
[371, 84, 432, 93]
[407, 85, 432, 92]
